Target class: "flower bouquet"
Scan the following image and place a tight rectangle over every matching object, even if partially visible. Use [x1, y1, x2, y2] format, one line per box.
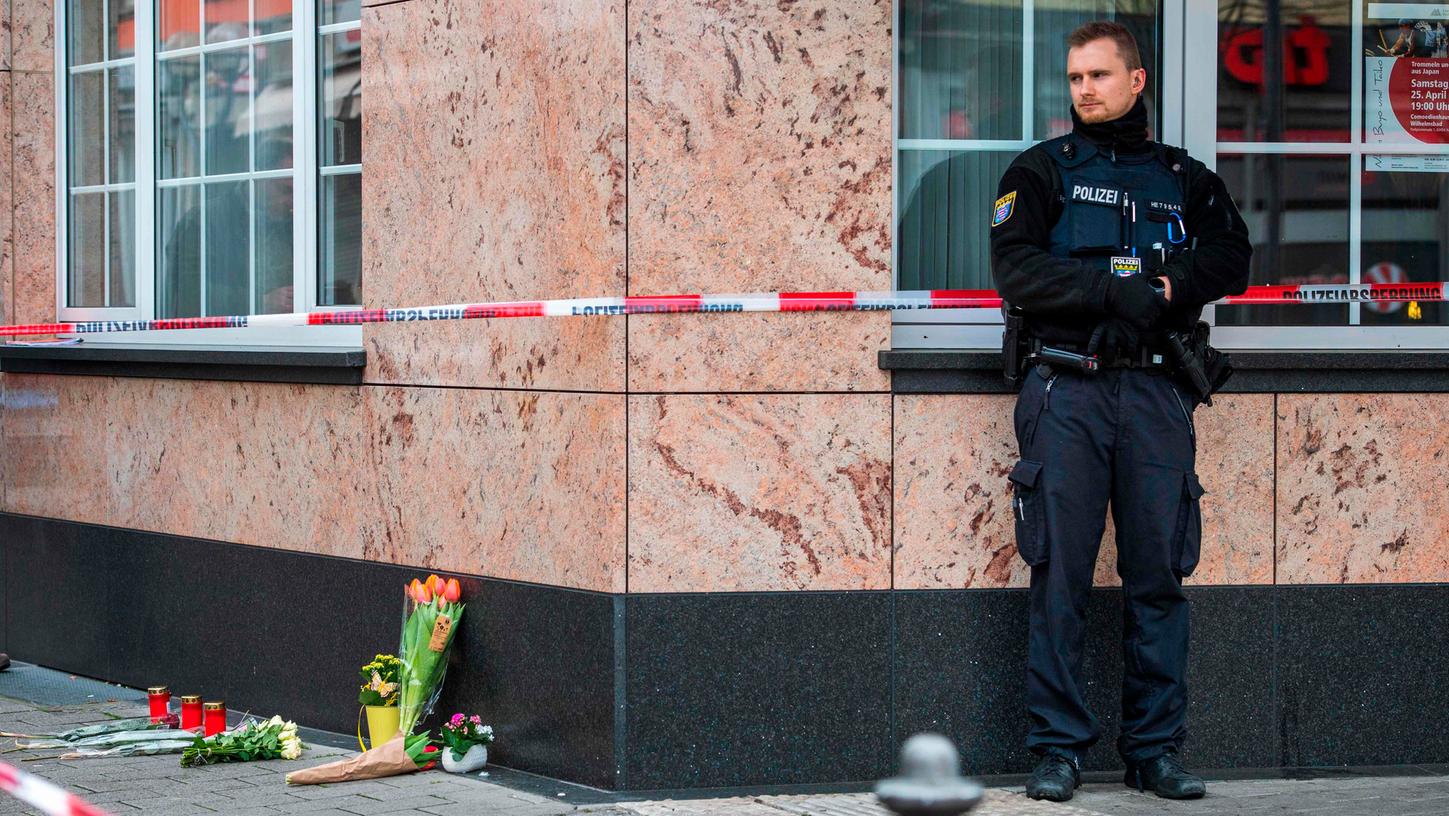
[358, 653, 402, 749]
[398, 575, 464, 735]
[438, 713, 493, 773]
[13, 716, 195, 759]
[180, 715, 304, 767]
[285, 733, 437, 785]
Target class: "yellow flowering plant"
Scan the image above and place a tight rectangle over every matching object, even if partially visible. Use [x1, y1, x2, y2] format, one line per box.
[358, 654, 402, 707]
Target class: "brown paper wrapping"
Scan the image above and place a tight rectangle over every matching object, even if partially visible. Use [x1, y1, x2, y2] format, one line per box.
[428, 615, 452, 653]
[285, 735, 419, 785]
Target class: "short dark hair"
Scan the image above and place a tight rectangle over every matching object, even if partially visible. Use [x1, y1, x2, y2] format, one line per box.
[1066, 21, 1143, 73]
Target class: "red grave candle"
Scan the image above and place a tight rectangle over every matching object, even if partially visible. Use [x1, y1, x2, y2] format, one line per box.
[202, 701, 227, 736]
[180, 695, 203, 730]
[147, 686, 171, 723]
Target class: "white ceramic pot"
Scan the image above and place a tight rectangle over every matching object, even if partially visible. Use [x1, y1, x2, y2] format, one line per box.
[441, 743, 488, 773]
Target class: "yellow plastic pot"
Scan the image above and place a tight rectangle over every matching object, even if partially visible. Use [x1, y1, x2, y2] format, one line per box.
[361, 705, 401, 750]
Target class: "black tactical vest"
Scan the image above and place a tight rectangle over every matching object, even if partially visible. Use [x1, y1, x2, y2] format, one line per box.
[1044, 133, 1190, 282]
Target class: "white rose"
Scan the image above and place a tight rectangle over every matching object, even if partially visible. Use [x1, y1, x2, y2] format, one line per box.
[281, 735, 303, 760]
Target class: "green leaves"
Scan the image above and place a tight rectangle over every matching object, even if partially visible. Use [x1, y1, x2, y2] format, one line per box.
[179, 716, 303, 767]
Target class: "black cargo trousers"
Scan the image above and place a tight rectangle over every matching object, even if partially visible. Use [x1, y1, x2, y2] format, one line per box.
[1009, 362, 1206, 764]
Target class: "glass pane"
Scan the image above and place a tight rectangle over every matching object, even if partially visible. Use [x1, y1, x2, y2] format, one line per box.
[898, 151, 1017, 291]
[255, 178, 295, 314]
[1364, 7, 1449, 145]
[204, 47, 251, 175]
[1361, 157, 1449, 326]
[1034, 3, 1160, 140]
[255, 42, 294, 170]
[204, 1, 251, 44]
[69, 71, 106, 188]
[899, 0, 1023, 141]
[68, 0, 105, 65]
[159, 55, 201, 178]
[69, 193, 107, 308]
[320, 173, 361, 306]
[109, 65, 135, 184]
[158, 184, 202, 318]
[1218, 0, 1351, 143]
[205, 181, 251, 316]
[109, 190, 136, 307]
[321, 0, 362, 26]
[158, 0, 201, 51]
[110, 0, 136, 58]
[321, 31, 363, 166]
[1215, 153, 1350, 326]
[255, 0, 293, 36]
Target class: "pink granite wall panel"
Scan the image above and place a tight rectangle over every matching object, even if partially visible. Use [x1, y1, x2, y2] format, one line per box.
[363, 387, 626, 593]
[893, 394, 1275, 589]
[11, 69, 53, 325]
[0, 376, 626, 592]
[1277, 394, 1449, 584]
[627, 0, 892, 392]
[10, 0, 50, 73]
[1, 76, 13, 327]
[629, 393, 891, 592]
[0, 374, 114, 523]
[361, 0, 626, 391]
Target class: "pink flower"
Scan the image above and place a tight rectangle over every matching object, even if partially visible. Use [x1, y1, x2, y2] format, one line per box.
[450, 713, 465, 726]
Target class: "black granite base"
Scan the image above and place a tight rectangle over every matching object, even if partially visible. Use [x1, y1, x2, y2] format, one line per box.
[622, 592, 893, 790]
[0, 513, 616, 788]
[4, 513, 1449, 791]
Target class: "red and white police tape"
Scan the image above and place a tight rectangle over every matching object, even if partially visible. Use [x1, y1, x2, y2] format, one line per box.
[0, 760, 109, 816]
[0, 281, 1443, 338]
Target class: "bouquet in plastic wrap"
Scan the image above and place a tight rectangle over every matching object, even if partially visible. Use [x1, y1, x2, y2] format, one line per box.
[399, 574, 464, 735]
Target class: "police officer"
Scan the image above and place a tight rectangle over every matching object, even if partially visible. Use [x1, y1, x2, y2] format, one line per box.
[989, 21, 1251, 802]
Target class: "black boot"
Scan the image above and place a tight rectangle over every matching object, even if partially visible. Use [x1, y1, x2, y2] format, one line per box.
[1124, 751, 1206, 799]
[1025, 752, 1080, 802]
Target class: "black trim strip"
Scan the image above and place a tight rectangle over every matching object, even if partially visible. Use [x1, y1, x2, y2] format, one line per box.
[880, 349, 1449, 394]
[0, 344, 366, 385]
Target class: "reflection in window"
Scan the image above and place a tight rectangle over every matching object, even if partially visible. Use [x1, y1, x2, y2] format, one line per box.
[1361, 160, 1449, 326]
[319, 19, 363, 307]
[1214, 153, 1350, 326]
[1217, 0, 1351, 142]
[65, 0, 136, 309]
[897, 1, 1160, 293]
[898, 0, 1024, 141]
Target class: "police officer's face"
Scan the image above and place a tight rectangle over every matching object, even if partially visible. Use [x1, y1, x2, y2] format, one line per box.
[1066, 38, 1147, 124]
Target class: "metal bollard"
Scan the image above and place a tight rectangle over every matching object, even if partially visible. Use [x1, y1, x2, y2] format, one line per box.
[875, 733, 984, 816]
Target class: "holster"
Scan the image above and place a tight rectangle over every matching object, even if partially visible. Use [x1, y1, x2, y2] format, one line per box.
[1170, 321, 1232, 406]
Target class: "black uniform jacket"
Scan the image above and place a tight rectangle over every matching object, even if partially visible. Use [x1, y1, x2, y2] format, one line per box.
[989, 98, 1253, 349]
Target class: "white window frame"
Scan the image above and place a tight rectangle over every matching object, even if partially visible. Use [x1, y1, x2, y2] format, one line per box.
[893, 0, 1449, 351]
[54, 0, 362, 348]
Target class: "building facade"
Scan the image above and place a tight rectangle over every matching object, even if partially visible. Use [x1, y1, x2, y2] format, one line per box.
[1, 0, 1448, 792]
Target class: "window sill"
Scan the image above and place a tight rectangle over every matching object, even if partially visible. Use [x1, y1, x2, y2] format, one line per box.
[879, 349, 1449, 394]
[0, 343, 366, 385]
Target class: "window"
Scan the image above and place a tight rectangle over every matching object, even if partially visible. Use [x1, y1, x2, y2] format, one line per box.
[895, 0, 1165, 349]
[1204, 0, 1449, 348]
[58, 0, 363, 346]
[894, 0, 1449, 350]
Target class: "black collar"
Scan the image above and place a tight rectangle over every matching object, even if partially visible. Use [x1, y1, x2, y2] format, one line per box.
[1070, 96, 1150, 154]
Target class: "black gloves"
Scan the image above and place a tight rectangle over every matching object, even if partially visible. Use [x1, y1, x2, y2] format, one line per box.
[1087, 318, 1140, 360]
[1103, 273, 1168, 329]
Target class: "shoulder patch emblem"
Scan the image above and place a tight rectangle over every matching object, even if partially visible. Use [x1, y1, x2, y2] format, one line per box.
[992, 191, 1017, 227]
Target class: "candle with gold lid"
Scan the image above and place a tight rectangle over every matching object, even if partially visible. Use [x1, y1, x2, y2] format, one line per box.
[147, 686, 171, 723]
[202, 701, 227, 736]
[180, 695, 203, 730]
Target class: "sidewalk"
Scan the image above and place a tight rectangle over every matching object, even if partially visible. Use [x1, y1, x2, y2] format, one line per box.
[0, 667, 1446, 816]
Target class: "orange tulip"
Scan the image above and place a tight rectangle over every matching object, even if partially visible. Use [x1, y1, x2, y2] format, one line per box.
[443, 578, 461, 603]
[426, 574, 443, 596]
[407, 579, 424, 603]
[418, 583, 432, 603]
